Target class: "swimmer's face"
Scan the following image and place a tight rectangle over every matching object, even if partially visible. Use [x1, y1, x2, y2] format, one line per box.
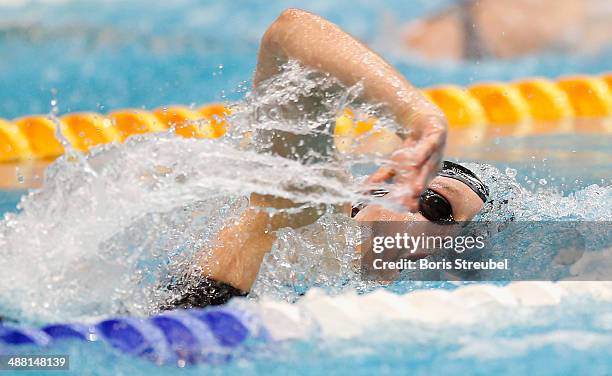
[353, 176, 484, 223]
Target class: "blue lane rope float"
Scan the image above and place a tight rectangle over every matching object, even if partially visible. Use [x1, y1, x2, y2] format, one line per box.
[0, 307, 265, 366]
[2, 282, 612, 366]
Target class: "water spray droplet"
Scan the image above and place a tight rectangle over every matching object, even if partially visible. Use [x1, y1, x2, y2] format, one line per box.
[505, 167, 517, 178]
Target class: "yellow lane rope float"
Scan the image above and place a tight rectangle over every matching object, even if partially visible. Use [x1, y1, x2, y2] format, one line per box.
[0, 74, 610, 162]
[0, 118, 32, 162]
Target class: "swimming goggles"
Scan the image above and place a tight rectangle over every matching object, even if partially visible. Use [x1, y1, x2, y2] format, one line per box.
[351, 161, 489, 222]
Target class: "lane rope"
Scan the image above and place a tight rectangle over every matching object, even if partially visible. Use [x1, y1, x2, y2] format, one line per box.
[1, 74, 611, 162]
[1, 282, 611, 365]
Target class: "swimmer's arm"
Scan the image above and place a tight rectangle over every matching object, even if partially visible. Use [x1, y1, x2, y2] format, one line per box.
[255, 8, 447, 211]
[198, 208, 276, 292]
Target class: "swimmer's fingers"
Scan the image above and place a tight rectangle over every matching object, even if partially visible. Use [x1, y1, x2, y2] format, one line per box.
[403, 127, 446, 193]
[380, 151, 429, 211]
[363, 167, 419, 212]
[394, 151, 442, 210]
[365, 135, 431, 185]
[364, 144, 440, 212]
[388, 176, 420, 212]
[406, 113, 447, 172]
[392, 115, 446, 201]
[364, 113, 446, 211]
[366, 166, 395, 184]
[365, 164, 421, 211]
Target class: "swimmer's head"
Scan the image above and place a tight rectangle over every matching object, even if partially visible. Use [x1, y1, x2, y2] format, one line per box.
[353, 160, 489, 223]
[437, 161, 489, 203]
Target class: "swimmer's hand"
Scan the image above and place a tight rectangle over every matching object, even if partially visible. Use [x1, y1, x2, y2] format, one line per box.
[366, 114, 446, 212]
[254, 8, 448, 211]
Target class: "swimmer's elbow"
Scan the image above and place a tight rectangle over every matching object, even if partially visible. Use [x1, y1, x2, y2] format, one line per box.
[257, 9, 314, 84]
[262, 8, 314, 47]
[276, 8, 313, 24]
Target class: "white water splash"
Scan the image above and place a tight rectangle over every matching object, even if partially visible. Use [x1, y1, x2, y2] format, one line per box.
[0, 62, 610, 324]
[0, 63, 381, 323]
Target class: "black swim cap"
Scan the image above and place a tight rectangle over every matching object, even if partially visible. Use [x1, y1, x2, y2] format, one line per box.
[438, 161, 489, 202]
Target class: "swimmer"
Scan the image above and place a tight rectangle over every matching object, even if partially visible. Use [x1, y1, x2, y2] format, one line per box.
[165, 160, 489, 309]
[163, 9, 488, 310]
[399, 0, 612, 60]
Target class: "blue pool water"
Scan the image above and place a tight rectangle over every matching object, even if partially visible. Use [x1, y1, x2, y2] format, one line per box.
[1, 0, 611, 118]
[1, 1, 611, 375]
